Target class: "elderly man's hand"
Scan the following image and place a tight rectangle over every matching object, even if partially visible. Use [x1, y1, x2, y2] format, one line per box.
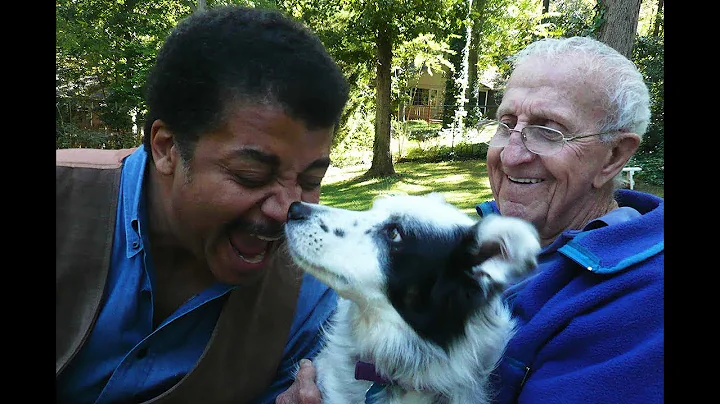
[276, 359, 323, 404]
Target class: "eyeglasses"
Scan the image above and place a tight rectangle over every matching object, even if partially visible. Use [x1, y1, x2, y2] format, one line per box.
[479, 120, 614, 156]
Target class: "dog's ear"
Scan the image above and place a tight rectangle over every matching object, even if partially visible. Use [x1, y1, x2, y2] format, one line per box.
[466, 214, 541, 289]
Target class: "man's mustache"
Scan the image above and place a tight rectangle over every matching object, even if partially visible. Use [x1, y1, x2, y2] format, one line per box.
[228, 219, 285, 241]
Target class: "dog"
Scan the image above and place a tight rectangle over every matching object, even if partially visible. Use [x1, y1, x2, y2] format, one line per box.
[283, 193, 541, 404]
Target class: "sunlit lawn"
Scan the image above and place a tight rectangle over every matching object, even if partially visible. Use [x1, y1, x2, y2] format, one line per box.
[632, 181, 664, 199]
[320, 160, 663, 216]
[320, 160, 493, 217]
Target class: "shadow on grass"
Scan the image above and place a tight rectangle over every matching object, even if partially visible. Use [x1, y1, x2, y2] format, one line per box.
[320, 160, 494, 215]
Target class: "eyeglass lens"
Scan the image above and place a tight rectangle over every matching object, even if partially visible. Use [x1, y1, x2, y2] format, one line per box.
[482, 122, 564, 155]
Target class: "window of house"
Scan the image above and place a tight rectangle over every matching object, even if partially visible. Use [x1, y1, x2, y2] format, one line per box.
[411, 88, 429, 106]
[410, 88, 443, 106]
[428, 89, 440, 106]
[478, 89, 488, 115]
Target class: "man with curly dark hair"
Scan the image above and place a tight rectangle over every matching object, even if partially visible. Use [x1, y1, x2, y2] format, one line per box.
[56, 6, 348, 403]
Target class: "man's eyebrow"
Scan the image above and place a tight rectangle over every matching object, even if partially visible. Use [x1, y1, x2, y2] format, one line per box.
[227, 148, 280, 167]
[226, 148, 331, 172]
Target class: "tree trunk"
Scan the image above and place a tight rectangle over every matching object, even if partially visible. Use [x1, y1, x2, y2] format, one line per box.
[467, 0, 488, 124]
[120, 0, 139, 134]
[367, 25, 396, 177]
[185, 0, 206, 12]
[467, 25, 479, 122]
[652, 0, 664, 37]
[596, 0, 642, 59]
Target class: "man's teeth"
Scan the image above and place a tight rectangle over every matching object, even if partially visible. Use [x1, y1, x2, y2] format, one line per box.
[230, 233, 278, 264]
[508, 176, 542, 184]
[238, 250, 265, 264]
[255, 234, 282, 241]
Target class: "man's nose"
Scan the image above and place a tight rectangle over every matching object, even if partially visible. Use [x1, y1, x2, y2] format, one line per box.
[261, 181, 303, 223]
[500, 129, 535, 164]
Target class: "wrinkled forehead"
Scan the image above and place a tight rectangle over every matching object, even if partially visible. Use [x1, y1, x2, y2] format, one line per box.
[504, 55, 607, 124]
[510, 53, 598, 92]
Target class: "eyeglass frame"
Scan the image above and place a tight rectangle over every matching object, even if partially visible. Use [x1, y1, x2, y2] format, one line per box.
[483, 120, 618, 156]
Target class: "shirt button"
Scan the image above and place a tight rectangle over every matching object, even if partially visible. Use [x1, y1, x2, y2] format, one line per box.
[132, 241, 140, 249]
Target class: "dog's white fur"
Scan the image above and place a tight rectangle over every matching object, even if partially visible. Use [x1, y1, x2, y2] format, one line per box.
[284, 193, 540, 404]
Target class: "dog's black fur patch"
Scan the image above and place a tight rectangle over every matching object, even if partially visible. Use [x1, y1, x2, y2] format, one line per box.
[384, 220, 499, 350]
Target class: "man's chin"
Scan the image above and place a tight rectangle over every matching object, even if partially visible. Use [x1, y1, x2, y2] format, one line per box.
[226, 268, 268, 286]
[211, 261, 269, 286]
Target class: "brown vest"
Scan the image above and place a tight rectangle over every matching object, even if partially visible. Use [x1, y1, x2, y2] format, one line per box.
[56, 148, 302, 403]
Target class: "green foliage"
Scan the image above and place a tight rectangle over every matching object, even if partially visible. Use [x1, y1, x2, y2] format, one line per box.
[410, 129, 439, 143]
[402, 120, 434, 131]
[283, 0, 454, 78]
[441, 22, 466, 127]
[56, 0, 192, 135]
[329, 66, 378, 167]
[627, 146, 663, 187]
[541, 0, 597, 37]
[632, 35, 664, 186]
[475, 0, 548, 83]
[330, 131, 373, 168]
[402, 120, 441, 142]
[56, 123, 142, 150]
[330, 91, 375, 167]
[398, 141, 488, 163]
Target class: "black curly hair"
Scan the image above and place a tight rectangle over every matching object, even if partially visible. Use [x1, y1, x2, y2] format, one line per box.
[142, 6, 349, 162]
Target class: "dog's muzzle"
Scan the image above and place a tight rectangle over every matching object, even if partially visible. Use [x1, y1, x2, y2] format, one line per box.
[287, 201, 312, 222]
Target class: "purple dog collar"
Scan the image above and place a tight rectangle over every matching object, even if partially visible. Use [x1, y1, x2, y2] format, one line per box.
[354, 361, 392, 385]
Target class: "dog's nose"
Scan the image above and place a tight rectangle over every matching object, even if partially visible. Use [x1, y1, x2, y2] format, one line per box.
[287, 201, 311, 221]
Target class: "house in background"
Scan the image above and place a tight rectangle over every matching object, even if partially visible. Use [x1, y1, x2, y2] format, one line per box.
[56, 75, 110, 131]
[401, 66, 499, 124]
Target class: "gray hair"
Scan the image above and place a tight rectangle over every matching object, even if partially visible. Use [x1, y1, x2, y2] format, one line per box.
[510, 36, 651, 139]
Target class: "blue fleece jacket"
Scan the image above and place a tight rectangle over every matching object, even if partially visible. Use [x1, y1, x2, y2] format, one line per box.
[476, 189, 663, 403]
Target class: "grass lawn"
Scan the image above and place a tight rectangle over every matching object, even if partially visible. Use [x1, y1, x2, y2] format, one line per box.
[632, 181, 664, 199]
[321, 160, 663, 216]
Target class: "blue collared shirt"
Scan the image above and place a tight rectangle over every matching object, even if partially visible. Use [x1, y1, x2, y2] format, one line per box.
[56, 147, 337, 404]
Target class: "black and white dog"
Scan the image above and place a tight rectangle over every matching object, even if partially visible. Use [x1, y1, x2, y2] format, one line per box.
[284, 193, 540, 404]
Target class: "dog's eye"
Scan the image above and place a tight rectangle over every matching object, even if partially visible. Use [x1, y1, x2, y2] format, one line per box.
[387, 226, 402, 243]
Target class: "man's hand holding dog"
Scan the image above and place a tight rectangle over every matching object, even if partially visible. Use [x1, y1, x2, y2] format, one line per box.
[276, 359, 322, 404]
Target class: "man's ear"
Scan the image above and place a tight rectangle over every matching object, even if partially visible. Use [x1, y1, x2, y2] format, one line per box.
[149, 119, 179, 176]
[593, 132, 641, 189]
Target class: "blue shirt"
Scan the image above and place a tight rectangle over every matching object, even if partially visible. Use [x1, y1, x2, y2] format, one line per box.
[56, 147, 338, 404]
[477, 190, 664, 403]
